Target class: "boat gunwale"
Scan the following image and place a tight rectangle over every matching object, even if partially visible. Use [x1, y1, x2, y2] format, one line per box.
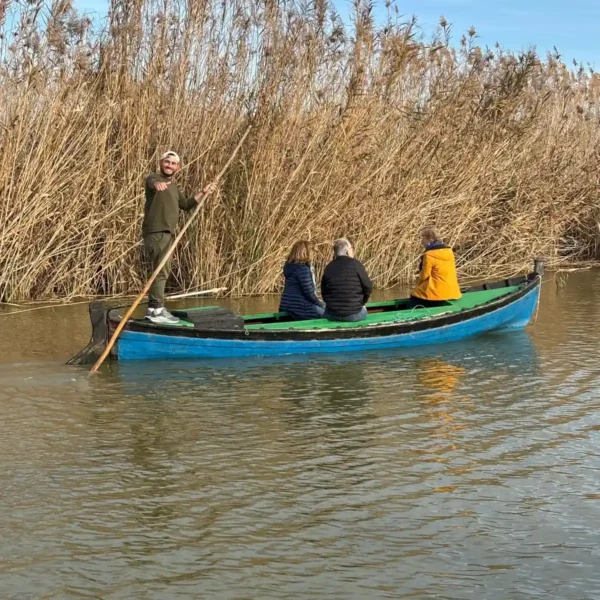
[107, 273, 540, 342]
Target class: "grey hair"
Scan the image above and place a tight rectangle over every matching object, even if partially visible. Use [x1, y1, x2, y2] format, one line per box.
[333, 237, 352, 257]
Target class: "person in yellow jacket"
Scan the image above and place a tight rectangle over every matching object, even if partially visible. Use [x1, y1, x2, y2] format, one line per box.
[408, 228, 461, 308]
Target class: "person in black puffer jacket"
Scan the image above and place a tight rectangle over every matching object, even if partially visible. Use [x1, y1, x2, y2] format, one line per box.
[321, 238, 373, 322]
[279, 240, 325, 320]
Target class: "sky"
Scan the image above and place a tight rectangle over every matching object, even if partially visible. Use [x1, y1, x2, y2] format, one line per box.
[375, 0, 600, 67]
[74, 0, 600, 68]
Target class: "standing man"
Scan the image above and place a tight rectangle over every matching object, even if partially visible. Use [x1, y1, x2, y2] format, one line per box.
[321, 238, 373, 322]
[142, 151, 216, 324]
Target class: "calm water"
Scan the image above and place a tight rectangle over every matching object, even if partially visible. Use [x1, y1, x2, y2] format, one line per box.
[1, 272, 600, 599]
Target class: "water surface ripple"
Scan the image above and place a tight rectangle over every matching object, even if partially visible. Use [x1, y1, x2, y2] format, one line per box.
[1, 273, 600, 599]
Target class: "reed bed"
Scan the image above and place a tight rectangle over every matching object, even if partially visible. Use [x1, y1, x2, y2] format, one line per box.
[1, 0, 599, 301]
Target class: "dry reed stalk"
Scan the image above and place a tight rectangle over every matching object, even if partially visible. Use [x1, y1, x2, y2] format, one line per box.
[1, 1, 600, 302]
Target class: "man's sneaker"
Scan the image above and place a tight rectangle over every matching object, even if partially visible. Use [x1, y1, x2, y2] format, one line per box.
[145, 307, 180, 325]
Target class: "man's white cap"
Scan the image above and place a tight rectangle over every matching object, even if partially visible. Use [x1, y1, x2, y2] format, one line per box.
[160, 150, 181, 163]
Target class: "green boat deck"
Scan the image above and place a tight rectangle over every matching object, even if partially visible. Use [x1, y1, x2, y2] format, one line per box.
[244, 286, 520, 331]
[131, 285, 522, 331]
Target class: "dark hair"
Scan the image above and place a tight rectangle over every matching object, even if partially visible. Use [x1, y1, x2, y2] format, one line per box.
[421, 227, 442, 245]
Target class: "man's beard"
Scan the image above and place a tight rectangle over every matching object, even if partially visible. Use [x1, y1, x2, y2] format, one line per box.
[160, 168, 174, 178]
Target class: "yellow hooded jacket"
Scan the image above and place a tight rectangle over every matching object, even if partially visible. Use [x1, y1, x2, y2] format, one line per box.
[412, 245, 461, 301]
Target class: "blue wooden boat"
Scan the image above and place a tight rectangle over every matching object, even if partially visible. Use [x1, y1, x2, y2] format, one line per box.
[68, 261, 543, 364]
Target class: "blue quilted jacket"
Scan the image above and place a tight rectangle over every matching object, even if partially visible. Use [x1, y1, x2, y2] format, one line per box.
[279, 262, 324, 320]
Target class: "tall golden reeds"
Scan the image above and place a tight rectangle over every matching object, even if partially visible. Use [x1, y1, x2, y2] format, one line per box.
[1, 0, 599, 301]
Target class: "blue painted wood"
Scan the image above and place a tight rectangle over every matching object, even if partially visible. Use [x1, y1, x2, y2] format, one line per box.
[115, 284, 540, 361]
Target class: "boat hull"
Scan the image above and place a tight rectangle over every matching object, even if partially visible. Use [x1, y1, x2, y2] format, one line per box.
[115, 281, 540, 360]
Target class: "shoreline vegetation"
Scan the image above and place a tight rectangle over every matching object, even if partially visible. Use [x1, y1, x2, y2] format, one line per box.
[1, 0, 600, 302]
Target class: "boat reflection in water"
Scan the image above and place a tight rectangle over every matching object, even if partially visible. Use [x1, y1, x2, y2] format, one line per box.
[102, 329, 540, 407]
[79, 329, 542, 541]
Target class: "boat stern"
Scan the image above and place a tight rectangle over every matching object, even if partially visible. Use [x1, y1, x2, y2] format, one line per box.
[67, 302, 111, 365]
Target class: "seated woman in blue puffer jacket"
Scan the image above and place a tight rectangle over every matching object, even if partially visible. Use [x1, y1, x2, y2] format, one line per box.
[279, 240, 325, 320]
